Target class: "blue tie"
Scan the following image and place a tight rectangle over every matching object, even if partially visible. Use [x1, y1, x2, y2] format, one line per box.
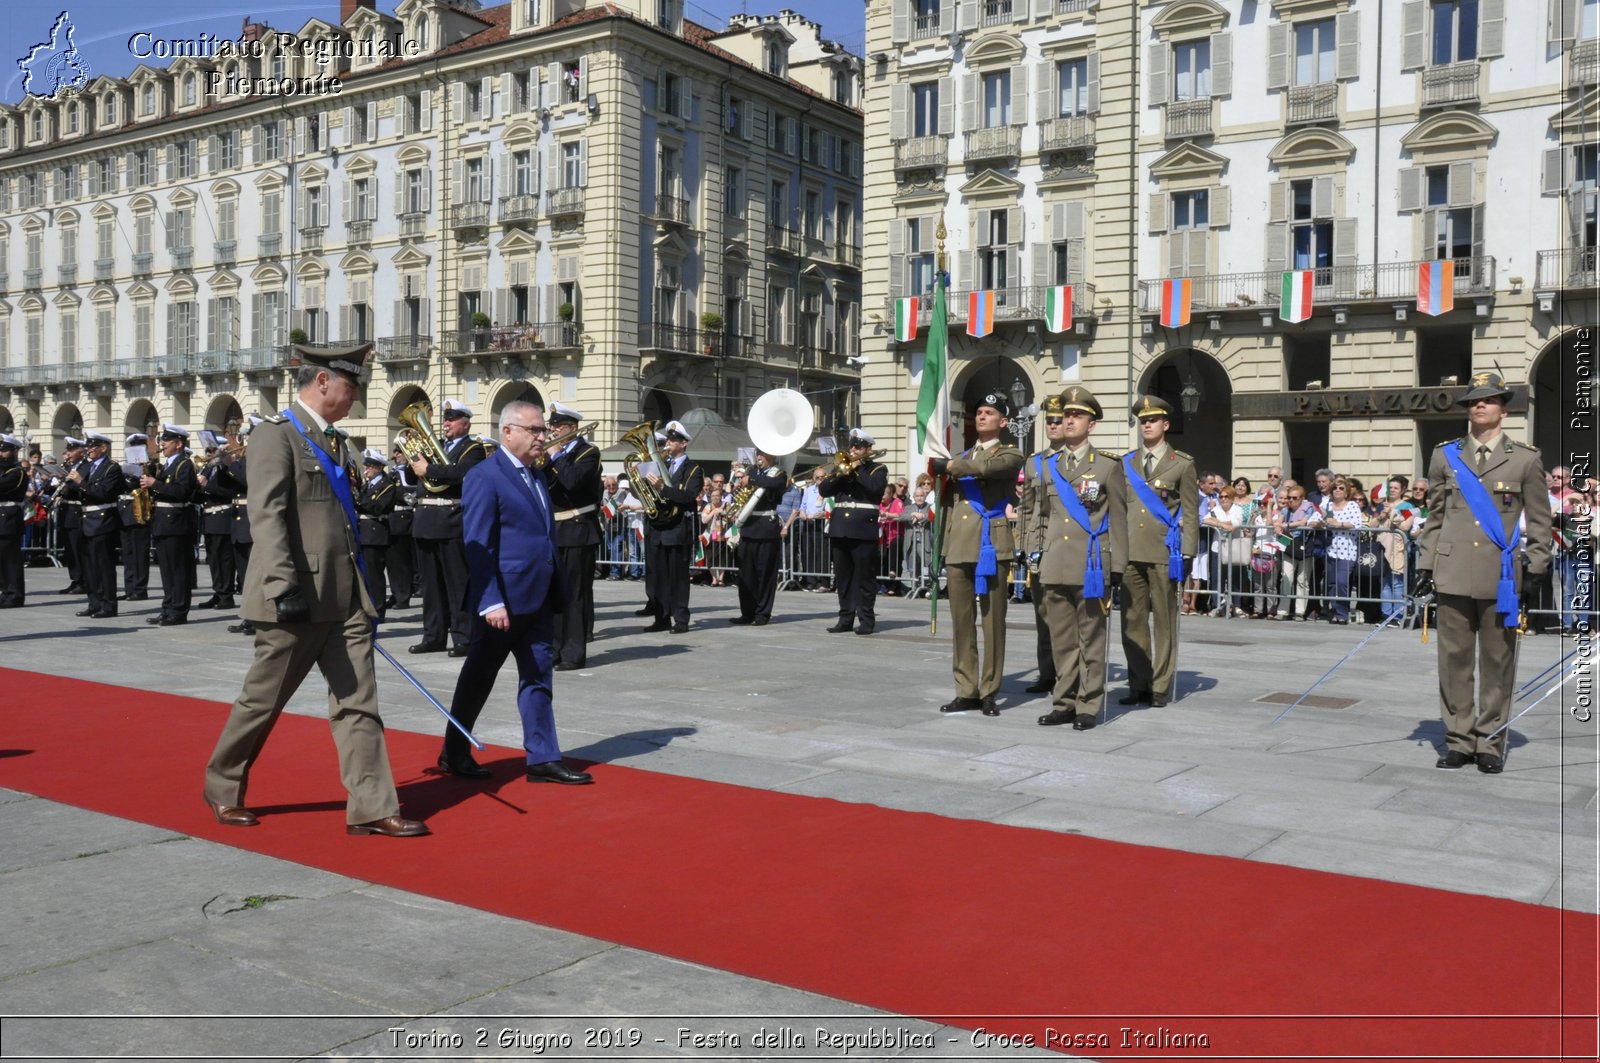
[519, 464, 548, 524]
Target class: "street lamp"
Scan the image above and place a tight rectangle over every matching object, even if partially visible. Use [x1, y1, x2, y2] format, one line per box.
[1179, 353, 1204, 415]
[1008, 378, 1037, 450]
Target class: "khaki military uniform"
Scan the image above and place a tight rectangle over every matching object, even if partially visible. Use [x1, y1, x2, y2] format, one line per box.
[1418, 433, 1552, 758]
[941, 439, 1024, 700]
[1119, 442, 1199, 700]
[1019, 441, 1065, 688]
[204, 401, 401, 825]
[1024, 443, 1128, 722]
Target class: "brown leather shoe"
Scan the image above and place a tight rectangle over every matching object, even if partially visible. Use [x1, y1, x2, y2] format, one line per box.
[346, 815, 430, 837]
[204, 796, 258, 827]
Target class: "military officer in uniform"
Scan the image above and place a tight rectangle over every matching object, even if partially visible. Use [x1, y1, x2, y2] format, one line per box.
[1025, 387, 1128, 729]
[730, 448, 789, 627]
[1118, 395, 1198, 708]
[140, 424, 200, 626]
[409, 399, 490, 656]
[204, 344, 427, 837]
[117, 433, 153, 602]
[196, 433, 239, 611]
[64, 432, 127, 619]
[819, 428, 889, 635]
[643, 420, 704, 634]
[1417, 373, 1551, 774]
[542, 402, 602, 670]
[356, 449, 397, 620]
[55, 436, 88, 595]
[386, 439, 418, 610]
[932, 392, 1025, 715]
[0, 434, 29, 607]
[1019, 394, 1070, 696]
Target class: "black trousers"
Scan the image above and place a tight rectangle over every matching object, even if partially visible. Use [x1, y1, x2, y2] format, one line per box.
[648, 538, 691, 625]
[62, 523, 84, 584]
[387, 534, 415, 605]
[233, 541, 251, 594]
[361, 544, 388, 618]
[1031, 576, 1055, 682]
[154, 534, 194, 620]
[121, 525, 151, 596]
[204, 532, 236, 601]
[735, 538, 780, 622]
[0, 535, 23, 605]
[556, 543, 595, 665]
[416, 535, 470, 647]
[82, 531, 118, 615]
[641, 525, 661, 613]
[831, 538, 879, 628]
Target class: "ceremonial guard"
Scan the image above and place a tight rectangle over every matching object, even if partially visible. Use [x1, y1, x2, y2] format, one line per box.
[55, 436, 87, 595]
[222, 419, 257, 635]
[1024, 387, 1128, 729]
[196, 433, 239, 610]
[932, 392, 1025, 715]
[385, 440, 418, 610]
[643, 420, 704, 633]
[543, 402, 602, 670]
[0, 434, 28, 608]
[1018, 394, 1069, 695]
[355, 449, 396, 620]
[730, 449, 789, 627]
[65, 432, 127, 619]
[117, 434, 152, 601]
[1118, 395, 1198, 708]
[408, 399, 490, 656]
[1417, 373, 1551, 774]
[141, 424, 200, 626]
[819, 428, 889, 635]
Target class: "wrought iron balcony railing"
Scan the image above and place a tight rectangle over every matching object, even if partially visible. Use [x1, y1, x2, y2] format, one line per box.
[298, 227, 324, 253]
[94, 259, 114, 281]
[345, 221, 372, 246]
[499, 194, 538, 225]
[911, 12, 942, 39]
[444, 322, 579, 355]
[170, 247, 193, 271]
[1535, 247, 1598, 290]
[192, 350, 236, 374]
[546, 188, 585, 216]
[1134, 257, 1497, 315]
[637, 323, 722, 356]
[1421, 61, 1481, 108]
[889, 281, 1098, 328]
[964, 125, 1019, 163]
[1165, 98, 1213, 139]
[1286, 82, 1338, 126]
[767, 226, 800, 254]
[980, 0, 1014, 27]
[1040, 114, 1095, 151]
[376, 335, 434, 362]
[835, 242, 862, 269]
[449, 202, 491, 230]
[258, 234, 281, 258]
[399, 213, 428, 239]
[894, 134, 949, 171]
[1574, 38, 1600, 87]
[650, 194, 691, 225]
[57, 265, 77, 287]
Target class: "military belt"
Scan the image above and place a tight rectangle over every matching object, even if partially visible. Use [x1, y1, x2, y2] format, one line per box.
[833, 501, 879, 511]
[416, 498, 459, 507]
[203, 504, 232, 514]
[85, 503, 117, 512]
[554, 504, 598, 522]
[154, 502, 187, 509]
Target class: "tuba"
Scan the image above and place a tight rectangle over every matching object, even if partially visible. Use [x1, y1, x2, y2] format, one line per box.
[734, 388, 814, 528]
[395, 400, 453, 495]
[619, 421, 680, 523]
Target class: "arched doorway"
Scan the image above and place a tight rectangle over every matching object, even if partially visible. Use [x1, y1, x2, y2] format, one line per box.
[1139, 349, 1234, 476]
[642, 388, 672, 427]
[124, 399, 161, 441]
[203, 395, 244, 438]
[490, 380, 544, 424]
[52, 404, 85, 456]
[955, 358, 1032, 453]
[1531, 330, 1600, 477]
[0, 407, 13, 434]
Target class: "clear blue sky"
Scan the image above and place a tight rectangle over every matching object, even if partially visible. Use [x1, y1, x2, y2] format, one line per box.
[3, 0, 865, 104]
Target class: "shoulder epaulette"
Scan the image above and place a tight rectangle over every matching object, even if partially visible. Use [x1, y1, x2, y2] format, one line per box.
[1100, 450, 1126, 462]
[263, 413, 288, 425]
[1171, 449, 1194, 462]
[1512, 439, 1540, 452]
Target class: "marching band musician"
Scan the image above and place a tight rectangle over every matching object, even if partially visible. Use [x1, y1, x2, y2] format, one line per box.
[356, 449, 397, 621]
[542, 402, 602, 671]
[408, 399, 491, 657]
[643, 420, 704, 634]
[386, 438, 418, 611]
[1118, 396, 1198, 709]
[55, 436, 88, 596]
[931, 393, 1025, 715]
[220, 418, 257, 635]
[140, 424, 201, 627]
[118, 433, 152, 602]
[730, 447, 789, 627]
[1019, 394, 1069, 697]
[196, 431, 239, 612]
[0, 434, 29, 608]
[634, 429, 671, 623]
[64, 432, 127, 620]
[1025, 387, 1128, 730]
[820, 428, 889, 636]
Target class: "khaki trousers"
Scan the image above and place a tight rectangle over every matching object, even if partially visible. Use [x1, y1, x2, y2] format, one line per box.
[947, 561, 1010, 699]
[1120, 560, 1181, 697]
[204, 604, 400, 824]
[1434, 592, 1520, 757]
[1043, 584, 1111, 720]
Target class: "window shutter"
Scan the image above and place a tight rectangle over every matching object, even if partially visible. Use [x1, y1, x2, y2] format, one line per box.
[166, 306, 176, 354]
[1049, 201, 1067, 242]
[251, 126, 262, 164]
[339, 305, 351, 341]
[1006, 206, 1023, 244]
[739, 299, 752, 337]
[295, 116, 307, 155]
[1032, 0, 1052, 18]
[1210, 186, 1231, 229]
[937, 77, 955, 134]
[958, 0, 978, 32]
[342, 180, 352, 224]
[1448, 160, 1475, 208]
[1267, 23, 1290, 91]
[423, 170, 432, 213]
[1167, 231, 1188, 275]
[680, 75, 694, 120]
[1211, 32, 1233, 97]
[1336, 12, 1360, 80]
[366, 101, 376, 140]
[165, 210, 177, 250]
[1031, 240, 1048, 286]
[1035, 63, 1054, 123]
[1333, 218, 1359, 268]
[962, 73, 979, 131]
[366, 177, 377, 219]
[577, 140, 588, 186]
[1149, 193, 1168, 233]
[938, 0, 954, 36]
[1542, 147, 1568, 196]
[1550, 0, 1582, 43]
[891, 83, 909, 139]
[1064, 201, 1085, 241]
[494, 288, 508, 324]
[741, 100, 752, 139]
[892, 0, 909, 45]
[1086, 52, 1101, 114]
[452, 83, 464, 124]
[207, 299, 218, 350]
[1264, 222, 1288, 275]
[165, 147, 176, 182]
[394, 176, 405, 216]
[420, 88, 432, 131]
[452, 160, 464, 205]
[251, 293, 262, 346]
[1479, 0, 1505, 58]
[319, 191, 330, 228]
[1009, 66, 1027, 125]
[801, 122, 812, 161]
[576, 57, 588, 98]
[1313, 175, 1336, 220]
[394, 298, 404, 337]
[342, 106, 354, 148]
[1186, 230, 1210, 277]
[1400, 1, 1426, 71]
[1398, 166, 1422, 213]
[1268, 180, 1288, 223]
[419, 298, 430, 336]
[784, 119, 796, 156]
[207, 134, 218, 172]
[887, 217, 905, 263]
[969, 209, 984, 248]
[1569, 189, 1592, 246]
[955, 251, 970, 291]
[544, 63, 560, 108]
[1470, 203, 1486, 263]
[482, 76, 493, 119]
[1147, 43, 1169, 106]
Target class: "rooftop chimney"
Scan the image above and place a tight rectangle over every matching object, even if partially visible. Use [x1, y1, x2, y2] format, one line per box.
[341, 0, 376, 23]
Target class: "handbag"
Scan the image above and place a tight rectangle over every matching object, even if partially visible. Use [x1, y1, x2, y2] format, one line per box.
[1251, 552, 1276, 574]
[1220, 532, 1254, 567]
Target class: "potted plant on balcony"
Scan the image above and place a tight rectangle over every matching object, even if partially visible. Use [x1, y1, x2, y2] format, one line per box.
[558, 302, 575, 322]
[287, 328, 308, 364]
[470, 311, 491, 351]
[700, 312, 723, 354]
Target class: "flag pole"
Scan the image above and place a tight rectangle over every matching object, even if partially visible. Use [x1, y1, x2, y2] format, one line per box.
[927, 215, 951, 635]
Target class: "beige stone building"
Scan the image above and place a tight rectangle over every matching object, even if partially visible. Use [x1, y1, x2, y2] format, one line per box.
[0, 0, 863, 460]
[864, 0, 1598, 484]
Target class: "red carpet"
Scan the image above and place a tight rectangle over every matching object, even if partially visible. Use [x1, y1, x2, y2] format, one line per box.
[0, 667, 1593, 1060]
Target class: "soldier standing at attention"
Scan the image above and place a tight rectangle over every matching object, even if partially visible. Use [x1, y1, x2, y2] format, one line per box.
[1417, 373, 1551, 775]
[1018, 393, 1069, 697]
[932, 392, 1025, 716]
[0, 434, 29, 608]
[1118, 395, 1198, 708]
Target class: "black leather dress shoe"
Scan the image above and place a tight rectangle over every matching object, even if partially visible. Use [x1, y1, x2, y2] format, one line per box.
[437, 753, 491, 779]
[1024, 679, 1056, 694]
[90, 610, 116, 619]
[145, 616, 166, 625]
[447, 646, 469, 658]
[391, 600, 412, 610]
[729, 616, 754, 625]
[1150, 693, 1170, 707]
[196, 596, 221, 609]
[1436, 750, 1474, 769]
[752, 617, 769, 626]
[525, 761, 594, 785]
[1037, 708, 1077, 726]
[409, 641, 446, 654]
[554, 661, 581, 671]
[826, 621, 854, 633]
[215, 597, 237, 610]
[60, 585, 84, 594]
[126, 592, 148, 601]
[1072, 715, 1099, 730]
[157, 617, 187, 626]
[643, 620, 670, 632]
[634, 606, 655, 617]
[670, 623, 689, 634]
[1117, 690, 1151, 705]
[227, 621, 255, 635]
[980, 696, 1000, 717]
[1476, 753, 1504, 774]
[939, 696, 981, 713]
[346, 815, 430, 837]
[75, 608, 99, 617]
[855, 626, 875, 636]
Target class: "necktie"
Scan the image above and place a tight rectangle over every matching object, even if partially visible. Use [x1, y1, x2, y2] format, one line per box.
[1143, 453, 1154, 479]
[1066, 452, 1078, 474]
[519, 465, 549, 523]
[1477, 444, 1489, 471]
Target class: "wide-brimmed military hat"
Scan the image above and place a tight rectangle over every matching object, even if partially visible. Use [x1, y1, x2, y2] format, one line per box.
[1132, 394, 1174, 421]
[1456, 371, 1515, 406]
[1059, 385, 1103, 420]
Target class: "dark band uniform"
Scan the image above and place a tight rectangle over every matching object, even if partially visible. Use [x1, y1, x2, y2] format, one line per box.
[147, 425, 201, 625]
[355, 452, 397, 618]
[543, 403, 602, 669]
[68, 435, 128, 618]
[0, 436, 29, 607]
[733, 459, 789, 626]
[386, 450, 418, 609]
[198, 444, 239, 608]
[646, 421, 704, 632]
[820, 428, 889, 635]
[56, 440, 87, 593]
[412, 401, 491, 652]
[118, 434, 152, 601]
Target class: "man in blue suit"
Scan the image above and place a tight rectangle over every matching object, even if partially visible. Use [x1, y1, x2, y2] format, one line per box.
[437, 399, 593, 785]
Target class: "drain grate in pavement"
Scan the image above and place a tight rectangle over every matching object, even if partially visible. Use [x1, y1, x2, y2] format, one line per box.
[1256, 691, 1360, 709]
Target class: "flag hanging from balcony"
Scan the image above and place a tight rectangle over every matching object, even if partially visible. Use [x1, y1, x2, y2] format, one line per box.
[893, 297, 920, 343]
[966, 289, 996, 338]
[1417, 260, 1455, 317]
[915, 272, 951, 463]
[1279, 270, 1314, 324]
[1044, 285, 1074, 333]
[1160, 278, 1192, 328]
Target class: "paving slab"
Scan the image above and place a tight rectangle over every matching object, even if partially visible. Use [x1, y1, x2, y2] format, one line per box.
[1442, 820, 1599, 872]
[777, 768, 1042, 821]
[1197, 794, 1463, 851]
[975, 742, 1195, 781]
[816, 747, 1044, 789]
[0, 793, 181, 874]
[994, 796, 1284, 858]
[1109, 738, 1384, 781]
[1162, 765, 1405, 808]
[1002, 770, 1239, 817]
[1245, 832, 1559, 904]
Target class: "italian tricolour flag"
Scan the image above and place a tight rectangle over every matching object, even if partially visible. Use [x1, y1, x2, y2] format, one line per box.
[893, 297, 920, 343]
[1280, 270, 1314, 324]
[1044, 285, 1074, 333]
